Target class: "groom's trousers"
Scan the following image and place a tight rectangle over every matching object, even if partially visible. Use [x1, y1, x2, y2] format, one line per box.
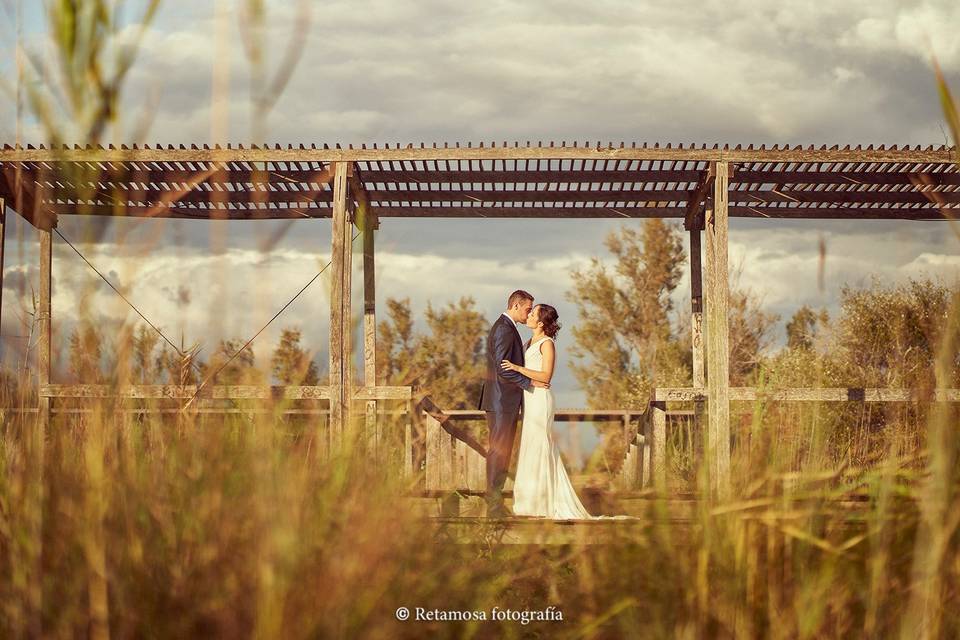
[485, 409, 520, 515]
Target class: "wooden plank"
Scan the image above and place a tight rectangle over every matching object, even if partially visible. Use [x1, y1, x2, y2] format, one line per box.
[437, 408, 649, 420]
[425, 415, 441, 491]
[455, 438, 469, 492]
[1, 145, 954, 164]
[329, 162, 349, 448]
[39, 384, 334, 399]
[705, 161, 731, 499]
[353, 386, 411, 400]
[439, 424, 454, 490]
[403, 420, 414, 480]
[654, 387, 960, 402]
[469, 447, 485, 492]
[651, 402, 667, 491]
[638, 434, 649, 488]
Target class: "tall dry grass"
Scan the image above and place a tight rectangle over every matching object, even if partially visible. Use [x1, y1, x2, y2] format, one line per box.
[0, 3, 959, 638]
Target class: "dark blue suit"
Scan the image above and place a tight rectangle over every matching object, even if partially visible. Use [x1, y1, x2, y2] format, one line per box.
[478, 313, 532, 516]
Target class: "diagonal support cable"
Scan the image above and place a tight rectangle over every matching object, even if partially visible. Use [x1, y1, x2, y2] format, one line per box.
[180, 228, 362, 413]
[55, 227, 200, 369]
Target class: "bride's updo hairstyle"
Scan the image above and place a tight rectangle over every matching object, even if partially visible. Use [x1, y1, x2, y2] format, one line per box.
[537, 304, 562, 339]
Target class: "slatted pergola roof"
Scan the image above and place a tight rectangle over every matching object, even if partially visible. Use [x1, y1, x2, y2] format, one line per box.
[0, 142, 957, 228]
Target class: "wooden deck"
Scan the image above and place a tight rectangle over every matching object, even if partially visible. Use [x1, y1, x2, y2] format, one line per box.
[429, 516, 673, 545]
[412, 493, 880, 545]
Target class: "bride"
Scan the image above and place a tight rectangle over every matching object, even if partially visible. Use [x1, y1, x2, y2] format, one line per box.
[500, 303, 595, 520]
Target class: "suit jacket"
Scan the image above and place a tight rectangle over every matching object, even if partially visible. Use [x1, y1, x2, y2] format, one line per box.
[478, 314, 532, 413]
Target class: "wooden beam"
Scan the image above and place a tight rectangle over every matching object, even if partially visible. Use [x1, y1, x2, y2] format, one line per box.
[28, 202, 956, 221]
[40, 184, 335, 208]
[328, 187, 960, 206]
[361, 169, 703, 184]
[39, 185, 960, 207]
[421, 408, 650, 420]
[369, 205, 954, 221]
[654, 387, 960, 402]
[19, 164, 955, 189]
[705, 160, 731, 499]
[359, 168, 960, 187]
[0, 145, 955, 164]
[36, 383, 410, 400]
[1, 164, 57, 229]
[684, 168, 715, 230]
[39, 203, 332, 220]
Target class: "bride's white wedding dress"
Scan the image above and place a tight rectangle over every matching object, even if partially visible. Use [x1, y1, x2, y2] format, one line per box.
[512, 337, 595, 520]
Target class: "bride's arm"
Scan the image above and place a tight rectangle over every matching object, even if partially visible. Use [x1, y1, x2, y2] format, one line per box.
[501, 340, 555, 384]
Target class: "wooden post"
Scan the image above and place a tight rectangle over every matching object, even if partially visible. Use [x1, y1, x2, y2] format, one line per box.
[329, 162, 350, 449]
[362, 205, 378, 456]
[651, 401, 667, 491]
[39, 224, 52, 431]
[0, 198, 5, 337]
[690, 227, 705, 388]
[690, 224, 707, 487]
[704, 161, 731, 499]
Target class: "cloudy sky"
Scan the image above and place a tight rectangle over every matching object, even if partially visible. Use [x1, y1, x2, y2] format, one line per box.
[1, 1, 959, 464]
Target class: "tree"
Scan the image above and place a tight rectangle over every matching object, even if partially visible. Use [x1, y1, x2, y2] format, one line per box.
[726, 265, 780, 385]
[785, 305, 829, 351]
[271, 327, 319, 385]
[567, 220, 688, 411]
[567, 220, 776, 472]
[198, 339, 265, 385]
[834, 277, 958, 390]
[378, 297, 487, 410]
[377, 298, 416, 385]
[411, 298, 487, 409]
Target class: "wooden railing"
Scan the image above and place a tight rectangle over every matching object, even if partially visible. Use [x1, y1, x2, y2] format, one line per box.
[416, 408, 651, 494]
[411, 386, 960, 495]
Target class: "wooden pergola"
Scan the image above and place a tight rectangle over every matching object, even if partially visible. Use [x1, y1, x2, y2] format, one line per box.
[1, 141, 958, 496]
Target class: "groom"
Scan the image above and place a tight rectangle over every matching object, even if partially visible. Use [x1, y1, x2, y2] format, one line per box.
[477, 289, 549, 519]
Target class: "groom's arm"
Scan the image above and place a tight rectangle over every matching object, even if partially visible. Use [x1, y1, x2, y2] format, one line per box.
[493, 325, 532, 391]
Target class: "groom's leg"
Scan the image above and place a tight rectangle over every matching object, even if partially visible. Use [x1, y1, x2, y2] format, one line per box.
[486, 411, 517, 517]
